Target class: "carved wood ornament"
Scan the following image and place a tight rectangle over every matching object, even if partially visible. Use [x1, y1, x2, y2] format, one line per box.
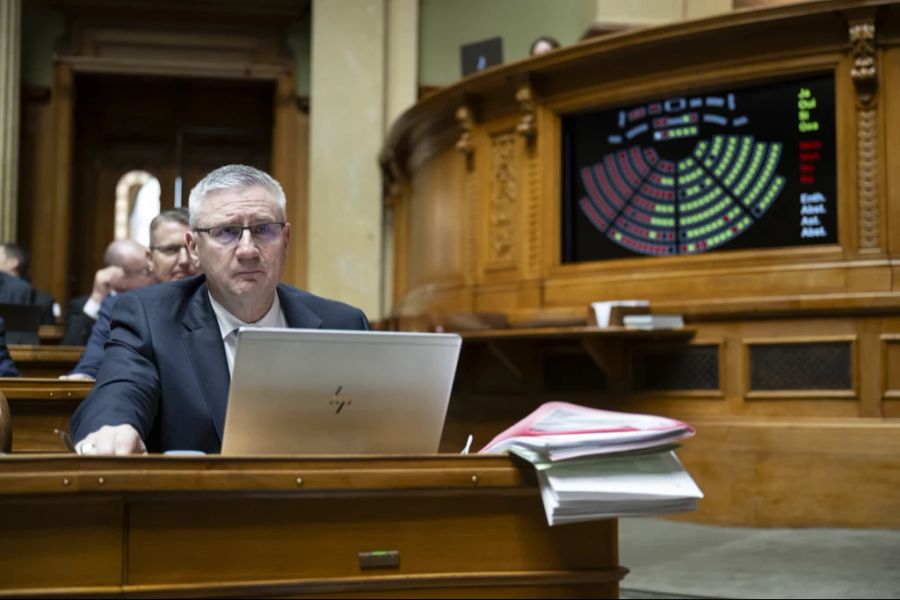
[516, 84, 537, 147]
[455, 105, 475, 170]
[850, 21, 877, 108]
[487, 133, 517, 266]
[850, 19, 879, 251]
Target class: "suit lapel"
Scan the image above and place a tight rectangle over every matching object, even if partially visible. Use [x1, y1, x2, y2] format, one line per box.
[181, 282, 230, 442]
[277, 284, 324, 329]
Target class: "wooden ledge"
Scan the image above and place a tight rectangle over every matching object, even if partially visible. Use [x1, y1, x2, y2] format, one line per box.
[0, 377, 93, 401]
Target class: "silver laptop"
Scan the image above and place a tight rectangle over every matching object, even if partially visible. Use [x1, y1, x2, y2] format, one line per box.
[221, 328, 462, 455]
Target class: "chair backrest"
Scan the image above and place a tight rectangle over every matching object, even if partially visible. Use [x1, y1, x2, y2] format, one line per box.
[0, 390, 11, 453]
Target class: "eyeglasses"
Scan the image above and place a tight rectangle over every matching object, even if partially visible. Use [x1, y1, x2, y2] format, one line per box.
[193, 222, 286, 246]
[150, 244, 189, 257]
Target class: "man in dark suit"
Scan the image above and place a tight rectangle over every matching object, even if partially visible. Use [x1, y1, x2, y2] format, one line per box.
[70, 165, 368, 455]
[0, 270, 34, 305]
[0, 318, 20, 377]
[0, 243, 58, 325]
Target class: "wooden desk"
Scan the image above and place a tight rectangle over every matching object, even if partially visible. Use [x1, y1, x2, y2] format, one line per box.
[0, 455, 626, 598]
[8, 345, 83, 378]
[0, 378, 92, 452]
[458, 326, 694, 381]
[441, 326, 696, 455]
[38, 324, 64, 345]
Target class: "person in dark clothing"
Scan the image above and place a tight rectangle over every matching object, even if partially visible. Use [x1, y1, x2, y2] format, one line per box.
[0, 318, 21, 377]
[0, 243, 57, 325]
[60, 239, 155, 346]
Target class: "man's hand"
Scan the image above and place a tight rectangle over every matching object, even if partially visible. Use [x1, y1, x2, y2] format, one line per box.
[76, 424, 147, 456]
[89, 265, 125, 305]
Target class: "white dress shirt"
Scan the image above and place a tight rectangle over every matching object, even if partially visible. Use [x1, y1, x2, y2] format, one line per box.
[208, 291, 287, 376]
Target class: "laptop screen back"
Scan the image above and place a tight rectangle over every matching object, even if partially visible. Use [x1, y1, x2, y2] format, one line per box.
[0, 303, 42, 345]
[222, 328, 462, 455]
[460, 36, 503, 76]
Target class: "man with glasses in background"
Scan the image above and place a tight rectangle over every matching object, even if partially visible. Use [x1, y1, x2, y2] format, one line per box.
[61, 209, 199, 380]
[70, 165, 368, 455]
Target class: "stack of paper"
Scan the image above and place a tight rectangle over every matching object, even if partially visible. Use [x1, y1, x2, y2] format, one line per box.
[479, 402, 703, 526]
[622, 314, 685, 330]
[589, 300, 650, 328]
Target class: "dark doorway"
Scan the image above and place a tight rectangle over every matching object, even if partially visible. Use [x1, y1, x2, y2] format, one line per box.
[70, 74, 274, 298]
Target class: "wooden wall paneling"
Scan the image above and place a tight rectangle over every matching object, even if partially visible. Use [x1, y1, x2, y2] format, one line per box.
[516, 83, 540, 282]
[849, 17, 885, 256]
[17, 88, 55, 296]
[472, 115, 545, 314]
[540, 104, 562, 284]
[384, 3, 900, 321]
[380, 2, 900, 527]
[271, 74, 307, 290]
[879, 323, 900, 417]
[672, 416, 900, 527]
[49, 64, 74, 306]
[883, 48, 900, 271]
[400, 148, 468, 319]
[741, 328, 859, 418]
[857, 316, 884, 417]
[478, 116, 519, 282]
[837, 51, 862, 258]
[462, 124, 478, 291]
[38, 2, 302, 305]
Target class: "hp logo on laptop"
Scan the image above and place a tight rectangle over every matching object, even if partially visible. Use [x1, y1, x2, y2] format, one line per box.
[329, 386, 352, 414]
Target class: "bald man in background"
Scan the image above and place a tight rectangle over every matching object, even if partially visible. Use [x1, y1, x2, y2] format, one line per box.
[61, 239, 156, 346]
[62, 209, 199, 380]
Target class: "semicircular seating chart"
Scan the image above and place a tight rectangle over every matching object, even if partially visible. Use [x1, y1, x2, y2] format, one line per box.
[578, 135, 785, 256]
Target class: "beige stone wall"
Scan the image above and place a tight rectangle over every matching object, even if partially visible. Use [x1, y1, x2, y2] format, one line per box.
[308, 0, 417, 319]
[0, 0, 20, 241]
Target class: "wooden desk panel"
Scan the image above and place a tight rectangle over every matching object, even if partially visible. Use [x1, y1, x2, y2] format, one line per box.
[0, 456, 625, 598]
[0, 378, 92, 452]
[8, 345, 83, 378]
[38, 324, 64, 345]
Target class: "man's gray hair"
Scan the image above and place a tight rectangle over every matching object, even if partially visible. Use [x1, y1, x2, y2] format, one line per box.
[187, 165, 286, 227]
[149, 208, 190, 247]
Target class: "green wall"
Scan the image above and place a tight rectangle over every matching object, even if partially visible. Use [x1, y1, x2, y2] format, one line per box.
[419, 0, 586, 87]
[21, 0, 64, 88]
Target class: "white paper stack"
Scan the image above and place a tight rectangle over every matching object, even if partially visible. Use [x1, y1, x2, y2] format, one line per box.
[590, 300, 650, 327]
[622, 314, 685, 330]
[479, 402, 703, 526]
[533, 450, 703, 525]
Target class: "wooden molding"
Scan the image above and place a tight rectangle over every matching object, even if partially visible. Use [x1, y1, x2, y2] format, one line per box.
[455, 104, 475, 169]
[849, 19, 882, 252]
[515, 83, 537, 147]
[485, 132, 517, 270]
[850, 19, 878, 108]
